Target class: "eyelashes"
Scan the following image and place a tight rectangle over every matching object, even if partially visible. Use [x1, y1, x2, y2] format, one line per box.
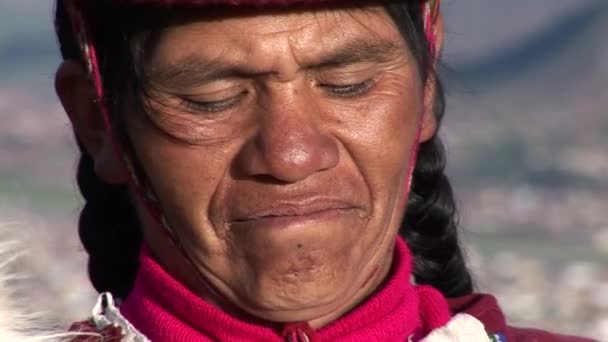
[176, 78, 376, 116]
[320, 79, 374, 98]
[181, 91, 246, 114]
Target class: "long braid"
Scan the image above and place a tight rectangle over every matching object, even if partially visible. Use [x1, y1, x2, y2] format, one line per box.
[76, 148, 142, 300]
[403, 137, 473, 297]
[56, 1, 144, 299]
[386, 2, 474, 297]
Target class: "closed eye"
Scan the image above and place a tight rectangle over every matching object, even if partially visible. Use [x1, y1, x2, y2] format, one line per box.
[180, 92, 246, 114]
[320, 79, 374, 98]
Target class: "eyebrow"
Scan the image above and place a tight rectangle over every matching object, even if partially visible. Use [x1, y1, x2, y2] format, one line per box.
[312, 39, 403, 69]
[148, 38, 404, 87]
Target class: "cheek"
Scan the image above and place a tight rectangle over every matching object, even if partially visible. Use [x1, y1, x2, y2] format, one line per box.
[329, 77, 424, 192]
[126, 118, 240, 240]
[324, 76, 424, 238]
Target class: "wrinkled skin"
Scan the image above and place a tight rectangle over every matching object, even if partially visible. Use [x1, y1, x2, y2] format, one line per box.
[57, 5, 438, 328]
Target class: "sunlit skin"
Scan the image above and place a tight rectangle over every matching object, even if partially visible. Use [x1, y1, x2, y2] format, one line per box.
[57, 5, 439, 328]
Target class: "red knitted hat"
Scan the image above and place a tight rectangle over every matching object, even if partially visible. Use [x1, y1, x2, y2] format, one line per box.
[110, 0, 436, 8]
[124, 0, 338, 5]
[106, 0, 440, 28]
[110, 0, 441, 41]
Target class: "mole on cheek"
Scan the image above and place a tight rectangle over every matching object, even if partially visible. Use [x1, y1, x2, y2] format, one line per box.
[297, 243, 303, 249]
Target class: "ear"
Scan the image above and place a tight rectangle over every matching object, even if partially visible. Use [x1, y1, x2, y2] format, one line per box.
[55, 60, 128, 184]
[419, 13, 444, 143]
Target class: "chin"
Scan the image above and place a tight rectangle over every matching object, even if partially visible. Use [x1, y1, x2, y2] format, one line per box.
[234, 243, 364, 322]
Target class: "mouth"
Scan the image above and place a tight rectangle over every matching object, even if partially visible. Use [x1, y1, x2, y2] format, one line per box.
[228, 198, 363, 229]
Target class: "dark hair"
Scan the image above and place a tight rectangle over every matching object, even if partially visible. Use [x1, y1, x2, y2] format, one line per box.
[55, 0, 473, 300]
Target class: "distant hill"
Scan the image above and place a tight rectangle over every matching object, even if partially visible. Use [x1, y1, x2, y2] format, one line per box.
[444, 0, 608, 90]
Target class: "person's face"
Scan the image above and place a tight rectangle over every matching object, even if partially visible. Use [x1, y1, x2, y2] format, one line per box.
[76, 5, 436, 326]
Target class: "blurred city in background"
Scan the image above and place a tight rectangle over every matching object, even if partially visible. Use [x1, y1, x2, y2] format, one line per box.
[0, 1, 606, 339]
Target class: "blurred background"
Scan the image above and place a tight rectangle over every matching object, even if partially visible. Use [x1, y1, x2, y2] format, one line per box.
[0, 0, 606, 339]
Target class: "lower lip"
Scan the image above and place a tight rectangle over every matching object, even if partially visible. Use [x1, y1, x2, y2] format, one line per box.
[230, 208, 360, 230]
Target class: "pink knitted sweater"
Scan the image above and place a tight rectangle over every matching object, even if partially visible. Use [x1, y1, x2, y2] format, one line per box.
[118, 238, 451, 341]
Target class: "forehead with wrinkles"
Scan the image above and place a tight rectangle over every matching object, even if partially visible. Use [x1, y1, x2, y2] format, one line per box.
[146, 6, 408, 81]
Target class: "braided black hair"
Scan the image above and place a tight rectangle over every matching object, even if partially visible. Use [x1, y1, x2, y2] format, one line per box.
[386, 3, 474, 297]
[76, 148, 142, 299]
[55, 0, 473, 300]
[55, 2, 145, 300]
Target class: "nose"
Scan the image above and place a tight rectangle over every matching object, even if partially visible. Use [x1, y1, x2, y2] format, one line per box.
[235, 89, 339, 183]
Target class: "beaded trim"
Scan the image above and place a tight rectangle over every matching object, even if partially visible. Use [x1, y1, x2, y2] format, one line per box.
[91, 292, 151, 342]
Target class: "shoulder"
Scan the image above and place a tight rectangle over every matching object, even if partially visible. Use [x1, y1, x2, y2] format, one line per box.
[447, 293, 598, 342]
[508, 326, 598, 342]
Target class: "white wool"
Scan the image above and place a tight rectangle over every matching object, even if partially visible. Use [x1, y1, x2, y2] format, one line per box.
[420, 314, 491, 342]
[0, 233, 95, 341]
[91, 293, 149, 342]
